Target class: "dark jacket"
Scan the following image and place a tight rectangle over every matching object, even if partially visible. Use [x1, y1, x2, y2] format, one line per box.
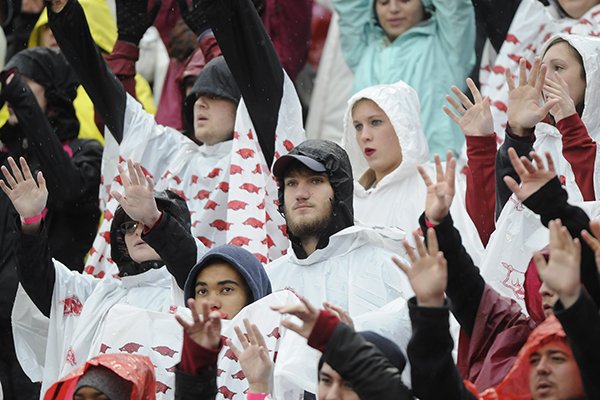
[18, 190, 197, 318]
[554, 290, 600, 400]
[308, 311, 413, 400]
[0, 48, 102, 324]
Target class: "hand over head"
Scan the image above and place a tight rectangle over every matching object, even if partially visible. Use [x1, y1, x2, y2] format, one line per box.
[111, 160, 161, 228]
[417, 151, 456, 225]
[503, 148, 556, 202]
[393, 229, 447, 308]
[534, 219, 581, 309]
[444, 78, 494, 136]
[506, 58, 558, 136]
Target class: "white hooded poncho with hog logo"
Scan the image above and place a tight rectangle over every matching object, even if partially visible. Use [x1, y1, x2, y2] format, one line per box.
[480, 0, 600, 138]
[86, 75, 304, 277]
[481, 34, 600, 311]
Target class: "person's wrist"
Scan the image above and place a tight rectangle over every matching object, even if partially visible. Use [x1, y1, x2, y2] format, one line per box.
[416, 294, 445, 308]
[45, 0, 68, 13]
[425, 211, 444, 226]
[558, 284, 581, 309]
[509, 121, 532, 136]
[249, 382, 270, 394]
[142, 209, 162, 229]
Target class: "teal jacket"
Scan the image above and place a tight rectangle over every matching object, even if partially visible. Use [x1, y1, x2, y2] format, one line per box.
[333, 0, 475, 158]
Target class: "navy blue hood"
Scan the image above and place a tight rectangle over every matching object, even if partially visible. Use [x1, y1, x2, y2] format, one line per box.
[184, 245, 272, 304]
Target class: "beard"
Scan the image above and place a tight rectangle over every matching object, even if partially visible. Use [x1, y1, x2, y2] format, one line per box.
[285, 201, 333, 239]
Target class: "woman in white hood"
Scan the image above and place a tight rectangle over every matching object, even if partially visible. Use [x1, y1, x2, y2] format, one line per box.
[341, 81, 484, 262]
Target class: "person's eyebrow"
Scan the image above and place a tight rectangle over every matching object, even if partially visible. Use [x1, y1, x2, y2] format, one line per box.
[217, 280, 241, 286]
[548, 350, 568, 357]
[319, 372, 332, 379]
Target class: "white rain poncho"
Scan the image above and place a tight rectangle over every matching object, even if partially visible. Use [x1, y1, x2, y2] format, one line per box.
[86, 76, 305, 277]
[482, 35, 600, 309]
[480, 0, 600, 138]
[12, 263, 181, 398]
[342, 82, 485, 265]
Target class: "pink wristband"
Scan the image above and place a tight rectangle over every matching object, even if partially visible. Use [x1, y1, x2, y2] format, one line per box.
[247, 392, 269, 400]
[22, 208, 47, 225]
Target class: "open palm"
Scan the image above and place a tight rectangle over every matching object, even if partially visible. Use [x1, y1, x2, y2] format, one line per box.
[0, 157, 47, 218]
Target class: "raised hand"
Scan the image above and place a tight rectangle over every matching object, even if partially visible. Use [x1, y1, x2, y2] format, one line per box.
[175, 299, 222, 350]
[506, 58, 558, 136]
[444, 78, 494, 136]
[271, 296, 321, 339]
[417, 151, 456, 225]
[534, 219, 581, 309]
[116, 0, 162, 45]
[0, 157, 47, 219]
[393, 229, 447, 308]
[227, 319, 273, 394]
[581, 220, 600, 274]
[176, 0, 209, 36]
[111, 160, 161, 228]
[503, 148, 556, 202]
[544, 71, 577, 123]
[323, 302, 353, 329]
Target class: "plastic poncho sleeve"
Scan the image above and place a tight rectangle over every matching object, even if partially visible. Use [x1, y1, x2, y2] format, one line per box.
[554, 289, 600, 400]
[0, 72, 102, 208]
[407, 299, 478, 400]
[331, 0, 370, 72]
[48, 0, 127, 143]
[203, 0, 283, 168]
[472, 0, 522, 52]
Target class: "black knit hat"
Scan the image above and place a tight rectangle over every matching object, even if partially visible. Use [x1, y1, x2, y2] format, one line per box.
[75, 366, 133, 400]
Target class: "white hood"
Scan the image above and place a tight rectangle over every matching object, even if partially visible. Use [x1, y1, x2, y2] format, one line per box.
[541, 33, 600, 140]
[341, 81, 430, 182]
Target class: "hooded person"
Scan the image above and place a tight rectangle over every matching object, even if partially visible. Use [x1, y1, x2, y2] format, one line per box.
[330, 0, 475, 158]
[5, 155, 198, 398]
[482, 33, 600, 317]
[0, 47, 102, 399]
[478, 0, 600, 139]
[47, 0, 305, 280]
[265, 139, 415, 380]
[342, 81, 484, 264]
[44, 353, 156, 400]
[22, 0, 156, 145]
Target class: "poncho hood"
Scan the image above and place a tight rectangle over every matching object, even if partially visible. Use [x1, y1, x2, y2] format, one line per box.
[182, 56, 242, 137]
[273, 139, 354, 258]
[342, 81, 430, 184]
[111, 190, 191, 277]
[184, 244, 272, 305]
[44, 354, 156, 400]
[541, 33, 600, 139]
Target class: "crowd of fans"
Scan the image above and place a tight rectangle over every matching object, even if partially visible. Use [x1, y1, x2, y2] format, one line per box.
[0, 0, 599, 399]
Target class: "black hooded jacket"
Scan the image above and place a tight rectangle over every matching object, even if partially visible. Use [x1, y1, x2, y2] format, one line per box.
[0, 47, 102, 323]
[17, 190, 198, 318]
[276, 139, 354, 259]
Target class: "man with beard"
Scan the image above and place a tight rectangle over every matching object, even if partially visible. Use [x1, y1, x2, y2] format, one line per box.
[266, 139, 413, 323]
